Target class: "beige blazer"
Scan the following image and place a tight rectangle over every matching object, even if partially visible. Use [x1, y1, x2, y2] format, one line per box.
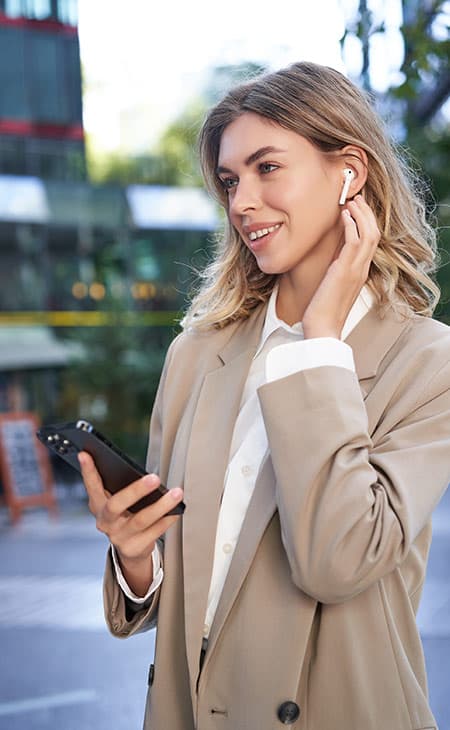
[103, 301, 450, 730]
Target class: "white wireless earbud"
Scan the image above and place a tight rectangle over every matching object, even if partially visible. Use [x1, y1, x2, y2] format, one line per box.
[339, 168, 354, 205]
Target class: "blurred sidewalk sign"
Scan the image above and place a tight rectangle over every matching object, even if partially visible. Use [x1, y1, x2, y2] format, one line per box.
[0, 413, 58, 524]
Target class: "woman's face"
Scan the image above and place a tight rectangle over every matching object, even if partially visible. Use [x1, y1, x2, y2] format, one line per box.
[217, 112, 345, 279]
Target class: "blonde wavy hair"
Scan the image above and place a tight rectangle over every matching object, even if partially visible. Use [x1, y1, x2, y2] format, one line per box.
[181, 61, 439, 331]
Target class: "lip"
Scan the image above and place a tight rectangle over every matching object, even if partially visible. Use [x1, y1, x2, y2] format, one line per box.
[246, 223, 282, 252]
[243, 221, 282, 235]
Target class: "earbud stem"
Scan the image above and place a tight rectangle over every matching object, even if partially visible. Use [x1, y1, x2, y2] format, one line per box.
[339, 170, 354, 205]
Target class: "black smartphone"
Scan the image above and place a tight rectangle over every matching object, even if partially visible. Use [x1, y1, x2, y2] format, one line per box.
[36, 419, 185, 515]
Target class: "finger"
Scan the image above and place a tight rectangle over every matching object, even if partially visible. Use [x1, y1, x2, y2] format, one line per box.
[348, 196, 380, 242]
[346, 200, 367, 240]
[78, 451, 107, 511]
[342, 208, 359, 240]
[339, 205, 377, 285]
[105, 487, 184, 549]
[122, 513, 180, 556]
[128, 486, 184, 532]
[104, 473, 174, 518]
[340, 209, 360, 259]
[345, 202, 379, 263]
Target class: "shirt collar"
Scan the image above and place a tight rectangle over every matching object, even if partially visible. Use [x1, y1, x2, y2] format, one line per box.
[258, 283, 374, 352]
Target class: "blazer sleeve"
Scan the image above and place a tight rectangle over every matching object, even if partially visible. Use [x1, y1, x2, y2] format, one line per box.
[102, 337, 177, 637]
[103, 545, 162, 638]
[257, 349, 450, 605]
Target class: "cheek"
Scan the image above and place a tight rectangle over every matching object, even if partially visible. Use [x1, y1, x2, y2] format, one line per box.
[284, 176, 338, 223]
[279, 174, 322, 207]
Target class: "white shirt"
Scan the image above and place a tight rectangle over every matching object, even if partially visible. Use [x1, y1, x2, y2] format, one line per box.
[112, 286, 373, 635]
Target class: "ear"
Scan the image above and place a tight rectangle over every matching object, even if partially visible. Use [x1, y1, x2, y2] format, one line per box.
[336, 145, 368, 200]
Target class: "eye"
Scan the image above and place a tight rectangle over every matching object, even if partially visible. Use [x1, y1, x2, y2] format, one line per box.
[219, 176, 238, 191]
[259, 162, 279, 174]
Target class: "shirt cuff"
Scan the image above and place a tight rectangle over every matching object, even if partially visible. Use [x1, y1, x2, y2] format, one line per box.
[110, 543, 163, 604]
[266, 337, 355, 383]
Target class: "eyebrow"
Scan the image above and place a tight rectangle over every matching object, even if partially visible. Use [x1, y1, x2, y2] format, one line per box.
[216, 146, 287, 175]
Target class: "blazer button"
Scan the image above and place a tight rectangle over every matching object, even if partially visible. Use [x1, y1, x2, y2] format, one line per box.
[277, 701, 300, 724]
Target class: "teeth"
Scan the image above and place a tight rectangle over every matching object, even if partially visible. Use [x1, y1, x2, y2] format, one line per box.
[248, 224, 281, 241]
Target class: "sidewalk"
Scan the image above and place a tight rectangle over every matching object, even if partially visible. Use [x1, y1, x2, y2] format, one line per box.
[0, 486, 154, 730]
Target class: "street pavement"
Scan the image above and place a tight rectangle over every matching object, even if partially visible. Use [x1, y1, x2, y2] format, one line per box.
[0, 485, 153, 730]
[0, 483, 449, 730]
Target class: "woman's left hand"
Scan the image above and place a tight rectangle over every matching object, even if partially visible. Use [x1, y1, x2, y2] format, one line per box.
[302, 195, 380, 340]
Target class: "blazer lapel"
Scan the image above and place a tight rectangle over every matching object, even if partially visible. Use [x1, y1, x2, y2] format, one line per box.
[182, 305, 267, 701]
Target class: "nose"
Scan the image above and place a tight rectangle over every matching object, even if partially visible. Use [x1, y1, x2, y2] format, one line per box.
[229, 178, 261, 217]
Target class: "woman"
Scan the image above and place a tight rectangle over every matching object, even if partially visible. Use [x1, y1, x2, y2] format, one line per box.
[80, 61, 450, 729]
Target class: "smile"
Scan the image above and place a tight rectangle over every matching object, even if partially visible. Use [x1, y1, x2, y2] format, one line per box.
[248, 224, 281, 241]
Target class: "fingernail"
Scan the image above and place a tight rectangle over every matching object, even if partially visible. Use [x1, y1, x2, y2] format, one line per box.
[343, 209, 351, 217]
[170, 488, 183, 500]
[144, 474, 157, 487]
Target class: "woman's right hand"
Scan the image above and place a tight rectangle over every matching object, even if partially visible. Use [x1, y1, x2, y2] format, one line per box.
[78, 450, 184, 595]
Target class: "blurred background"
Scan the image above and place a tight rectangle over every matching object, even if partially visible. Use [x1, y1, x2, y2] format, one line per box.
[0, 0, 449, 728]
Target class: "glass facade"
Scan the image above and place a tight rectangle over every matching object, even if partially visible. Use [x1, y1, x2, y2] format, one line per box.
[0, 221, 211, 314]
[0, 7, 84, 180]
[0, 137, 85, 179]
[0, 179, 217, 316]
[0, 25, 82, 124]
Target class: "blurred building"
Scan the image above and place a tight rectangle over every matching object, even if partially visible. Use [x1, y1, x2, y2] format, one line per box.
[0, 0, 84, 180]
[0, 0, 218, 426]
[0, 0, 83, 418]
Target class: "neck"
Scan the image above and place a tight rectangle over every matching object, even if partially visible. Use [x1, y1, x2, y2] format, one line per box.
[276, 242, 340, 326]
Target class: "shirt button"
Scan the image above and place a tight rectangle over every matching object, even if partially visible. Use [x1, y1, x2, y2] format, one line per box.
[222, 543, 233, 554]
[241, 465, 253, 477]
[203, 624, 210, 637]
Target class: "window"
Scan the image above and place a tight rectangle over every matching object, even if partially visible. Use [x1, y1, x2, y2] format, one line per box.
[3, 0, 78, 24]
[0, 27, 28, 118]
[4, 0, 23, 17]
[0, 26, 82, 125]
[25, 0, 51, 19]
[57, 0, 77, 25]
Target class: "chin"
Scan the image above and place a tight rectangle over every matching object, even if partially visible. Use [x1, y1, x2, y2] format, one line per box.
[255, 264, 281, 276]
[254, 257, 290, 276]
